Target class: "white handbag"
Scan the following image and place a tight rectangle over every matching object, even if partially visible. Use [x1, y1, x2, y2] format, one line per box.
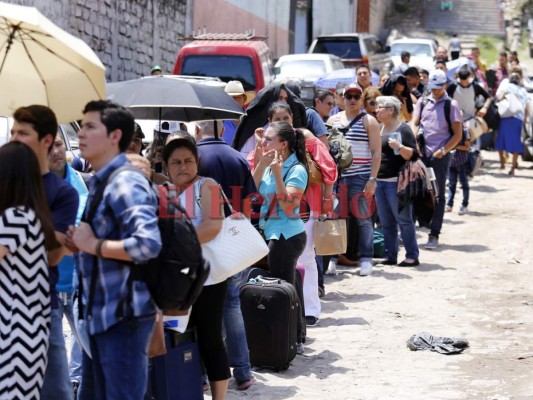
[497, 93, 522, 118]
[201, 191, 269, 284]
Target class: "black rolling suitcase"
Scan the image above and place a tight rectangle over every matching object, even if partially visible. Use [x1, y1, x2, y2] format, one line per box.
[240, 276, 299, 371]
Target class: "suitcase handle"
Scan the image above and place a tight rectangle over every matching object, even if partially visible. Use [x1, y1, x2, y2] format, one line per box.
[255, 276, 282, 285]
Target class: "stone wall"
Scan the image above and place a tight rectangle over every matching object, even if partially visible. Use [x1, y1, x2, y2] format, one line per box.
[7, 0, 188, 82]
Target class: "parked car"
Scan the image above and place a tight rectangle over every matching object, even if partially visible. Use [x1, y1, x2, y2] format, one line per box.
[389, 38, 437, 72]
[0, 116, 80, 162]
[173, 34, 274, 93]
[308, 33, 393, 73]
[273, 54, 345, 105]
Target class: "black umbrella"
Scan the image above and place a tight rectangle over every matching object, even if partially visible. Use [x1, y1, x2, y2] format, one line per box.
[106, 76, 244, 122]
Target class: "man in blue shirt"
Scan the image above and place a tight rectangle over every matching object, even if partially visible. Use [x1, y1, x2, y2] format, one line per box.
[196, 120, 257, 390]
[69, 100, 162, 399]
[11, 105, 80, 400]
[49, 136, 89, 396]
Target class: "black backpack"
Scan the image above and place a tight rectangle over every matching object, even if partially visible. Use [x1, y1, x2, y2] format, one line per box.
[83, 164, 209, 317]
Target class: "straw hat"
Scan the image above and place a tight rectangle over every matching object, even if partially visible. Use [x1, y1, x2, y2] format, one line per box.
[224, 80, 255, 106]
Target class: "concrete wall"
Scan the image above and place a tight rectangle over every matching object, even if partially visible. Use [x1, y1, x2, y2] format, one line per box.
[6, 0, 188, 82]
[312, 0, 357, 37]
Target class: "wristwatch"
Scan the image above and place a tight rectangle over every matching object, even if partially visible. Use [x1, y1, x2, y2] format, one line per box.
[441, 147, 446, 155]
[368, 177, 376, 182]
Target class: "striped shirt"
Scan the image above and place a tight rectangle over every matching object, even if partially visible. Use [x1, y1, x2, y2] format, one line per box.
[330, 112, 371, 177]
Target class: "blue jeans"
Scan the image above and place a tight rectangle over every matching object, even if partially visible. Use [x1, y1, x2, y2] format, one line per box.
[338, 174, 374, 261]
[81, 314, 156, 400]
[223, 270, 252, 383]
[40, 308, 73, 400]
[375, 181, 419, 260]
[423, 154, 450, 238]
[57, 291, 83, 383]
[447, 164, 469, 208]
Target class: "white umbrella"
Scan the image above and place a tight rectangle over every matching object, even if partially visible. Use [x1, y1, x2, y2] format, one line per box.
[0, 2, 106, 123]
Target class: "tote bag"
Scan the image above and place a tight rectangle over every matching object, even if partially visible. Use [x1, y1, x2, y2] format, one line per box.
[497, 93, 522, 118]
[314, 218, 347, 255]
[201, 190, 269, 284]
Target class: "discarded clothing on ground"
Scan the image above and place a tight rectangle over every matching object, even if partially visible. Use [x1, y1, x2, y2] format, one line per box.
[407, 332, 469, 354]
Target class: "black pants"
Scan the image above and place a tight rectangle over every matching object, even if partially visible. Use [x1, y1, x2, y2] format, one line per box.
[268, 232, 306, 342]
[189, 280, 231, 382]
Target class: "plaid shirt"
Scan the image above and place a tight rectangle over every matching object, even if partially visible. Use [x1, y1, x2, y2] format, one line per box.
[78, 153, 161, 335]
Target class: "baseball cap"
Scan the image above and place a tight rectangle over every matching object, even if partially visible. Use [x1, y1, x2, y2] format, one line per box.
[151, 65, 162, 73]
[343, 82, 363, 96]
[427, 69, 447, 89]
[154, 121, 180, 135]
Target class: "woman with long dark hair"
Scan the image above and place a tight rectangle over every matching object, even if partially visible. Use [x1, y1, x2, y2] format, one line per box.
[0, 142, 59, 399]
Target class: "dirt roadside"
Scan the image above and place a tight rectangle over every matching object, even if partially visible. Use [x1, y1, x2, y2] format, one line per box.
[220, 150, 533, 399]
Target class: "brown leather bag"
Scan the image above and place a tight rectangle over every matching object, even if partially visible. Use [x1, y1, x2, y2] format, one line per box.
[307, 152, 323, 185]
[148, 312, 167, 358]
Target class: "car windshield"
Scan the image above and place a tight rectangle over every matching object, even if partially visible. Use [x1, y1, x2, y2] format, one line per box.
[390, 43, 433, 57]
[181, 55, 256, 91]
[277, 60, 326, 80]
[312, 39, 362, 59]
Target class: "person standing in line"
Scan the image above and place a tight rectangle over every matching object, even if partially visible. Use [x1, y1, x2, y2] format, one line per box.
[162, 137, 231, 399]
[330, 82, 348, 116]
[68, 100, 162, 399]
[48, 136, 89, 397]
[374, 96, 420, 266]
[10, 105, 79, 400]
[194, 120, 257, 391]
[222, 80, 255, 146]
[494, 71, 530, 175]
[356, 64, 374, 92]
[410, 70, 463, 250]
[312, 89, 335, 122]
[0, 142, 60, 400]
[326, 83, 381, 276]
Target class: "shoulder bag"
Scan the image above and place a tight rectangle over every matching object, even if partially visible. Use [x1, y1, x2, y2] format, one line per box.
[497, 92, 522, 118]
[200, 183, 269, 284]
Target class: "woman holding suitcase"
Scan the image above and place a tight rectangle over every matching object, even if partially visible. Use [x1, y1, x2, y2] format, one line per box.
[252, 120, 309, 352]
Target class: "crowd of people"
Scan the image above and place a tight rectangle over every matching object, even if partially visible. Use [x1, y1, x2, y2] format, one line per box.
[0, 36, 531, 400]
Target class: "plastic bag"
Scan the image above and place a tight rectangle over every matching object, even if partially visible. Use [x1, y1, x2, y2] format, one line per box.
[407, 332, 469, 354]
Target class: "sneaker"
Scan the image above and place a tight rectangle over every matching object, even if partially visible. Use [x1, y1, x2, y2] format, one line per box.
[325, 260, 337, 275]
[445, 205, 452, 212]
[458, 206, 468, 215]
[237, 375, 256, 391]
[359, 260, 373, 276]
[424, 235, 439, 250]
[305, 316, 319, 327]
[318, 286, 325, 298]
[296, 342, 305, 354]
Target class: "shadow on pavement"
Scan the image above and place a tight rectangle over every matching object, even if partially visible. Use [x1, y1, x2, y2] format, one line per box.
[371, 269, 413, 280]
[470, 184, 508, 193]
[255, 350, 351, 381]
[318, 316, 369, 327]
[415, 263, 456, 272]
[439, 243, 489, 252]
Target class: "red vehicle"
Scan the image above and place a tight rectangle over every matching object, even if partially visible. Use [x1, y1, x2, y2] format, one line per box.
[173, 33, 273, 93]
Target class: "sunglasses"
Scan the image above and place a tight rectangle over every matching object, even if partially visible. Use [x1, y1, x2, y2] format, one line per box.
[367, 100, 377, 106]
[345, 93, 361, 101]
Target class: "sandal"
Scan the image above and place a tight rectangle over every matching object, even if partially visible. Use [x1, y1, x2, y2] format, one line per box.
[509, 168, 515, 176]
